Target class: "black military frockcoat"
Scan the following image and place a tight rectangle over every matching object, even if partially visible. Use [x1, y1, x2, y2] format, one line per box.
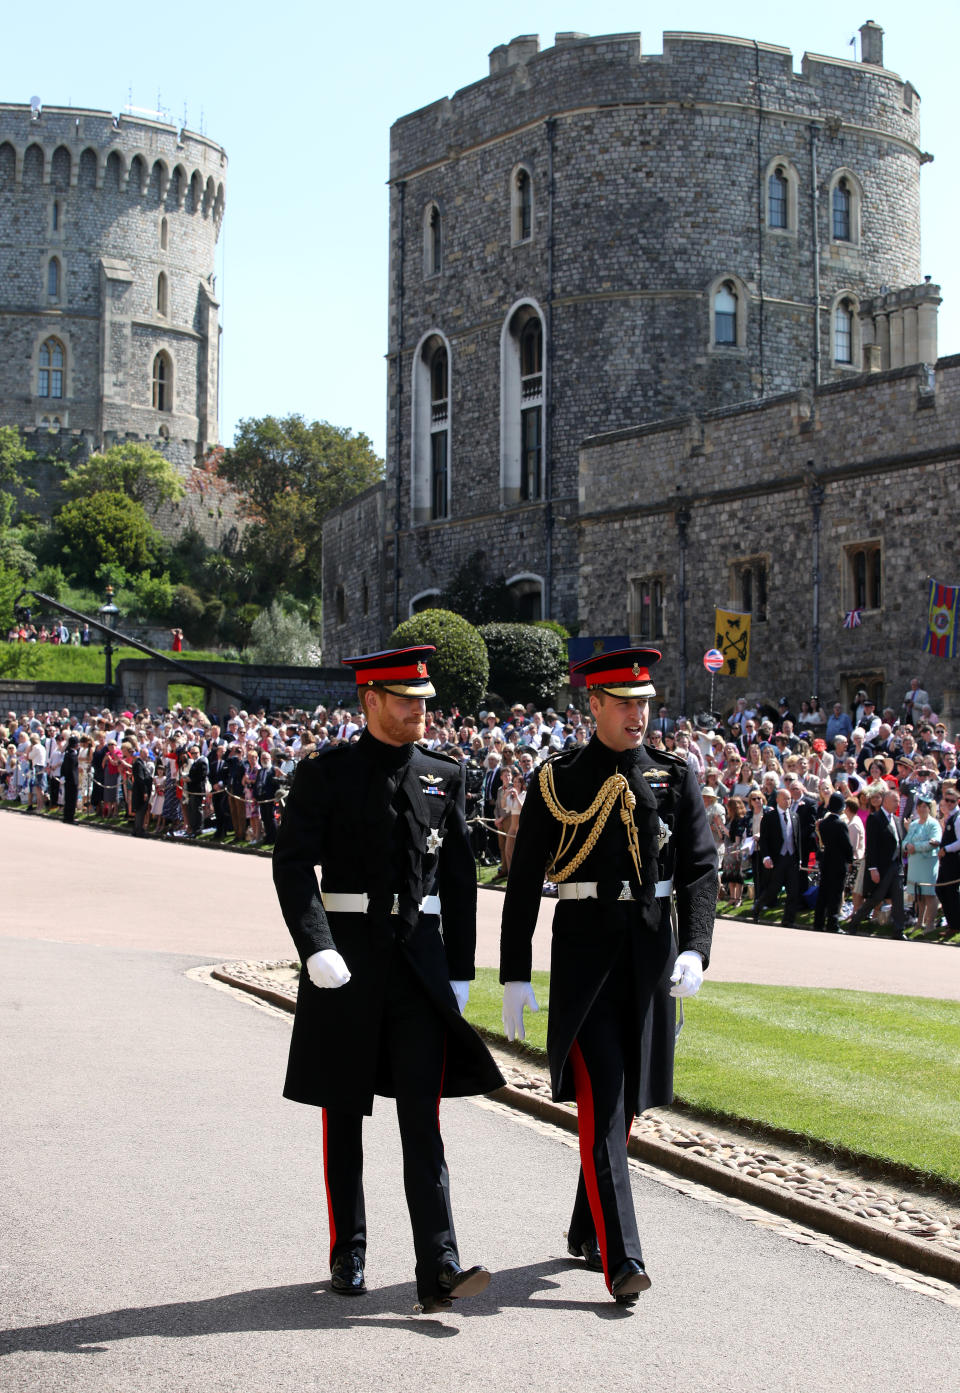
[273, 729, 504, 1113]
[500, 737, 717, 1115]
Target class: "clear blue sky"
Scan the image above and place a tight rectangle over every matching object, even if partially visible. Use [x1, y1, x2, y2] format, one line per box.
[12, 3, 960, 458]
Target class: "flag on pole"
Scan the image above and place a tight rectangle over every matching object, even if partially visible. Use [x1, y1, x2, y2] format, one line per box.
[714, 608, 751, 677]
[922, 580, 960, 657]
[843, 609, 862, 628]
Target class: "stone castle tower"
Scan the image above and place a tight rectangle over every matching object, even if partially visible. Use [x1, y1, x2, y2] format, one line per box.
[323, 23, 938, 661]
[0, 102, 226, 469]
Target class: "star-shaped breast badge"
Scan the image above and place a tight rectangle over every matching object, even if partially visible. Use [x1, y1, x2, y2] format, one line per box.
[426, 828, 444, 853]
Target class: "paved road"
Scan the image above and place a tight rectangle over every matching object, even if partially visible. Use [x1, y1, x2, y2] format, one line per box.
[4, 811, 960, 999]
[3, 935, 959, 1393]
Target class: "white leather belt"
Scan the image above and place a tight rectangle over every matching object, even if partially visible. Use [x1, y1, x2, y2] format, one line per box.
[321, 892, 442, 916]
[558, 879, 673, 901]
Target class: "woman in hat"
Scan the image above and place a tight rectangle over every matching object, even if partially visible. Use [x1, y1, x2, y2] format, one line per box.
[903, 794, 942, 932]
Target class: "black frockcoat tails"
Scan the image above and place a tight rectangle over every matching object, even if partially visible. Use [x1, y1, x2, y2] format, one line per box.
[273, 729, 504, 1113]
[500, 735, 717, 1116]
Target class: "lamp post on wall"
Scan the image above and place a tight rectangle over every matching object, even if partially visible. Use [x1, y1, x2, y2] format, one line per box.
[99, 583, 120, 697]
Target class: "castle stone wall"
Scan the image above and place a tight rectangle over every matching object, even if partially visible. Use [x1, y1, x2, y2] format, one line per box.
[578, 355, 960, 716]
[357, 27, 930, 653]
[0, 104, 226, 469]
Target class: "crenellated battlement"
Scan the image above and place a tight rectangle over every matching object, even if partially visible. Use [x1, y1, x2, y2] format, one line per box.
[0, 104, 226, 225]
[391, 26, 922, 180]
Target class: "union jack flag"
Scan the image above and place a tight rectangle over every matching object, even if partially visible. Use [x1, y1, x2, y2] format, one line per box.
[843, 609, 862, 629]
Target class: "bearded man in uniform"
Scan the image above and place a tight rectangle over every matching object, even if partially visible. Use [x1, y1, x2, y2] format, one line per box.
[273, 646, 504, 1312]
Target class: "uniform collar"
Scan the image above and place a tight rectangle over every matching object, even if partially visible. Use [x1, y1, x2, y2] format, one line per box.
[357, 727, 413, 773]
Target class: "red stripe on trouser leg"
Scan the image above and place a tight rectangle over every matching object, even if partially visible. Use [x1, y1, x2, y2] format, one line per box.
[625, 1113, 635, 1143]
[322, 1108, 337, 1265]
[436, 1035, 447, 1124]
[570, 1039, 611, 1290]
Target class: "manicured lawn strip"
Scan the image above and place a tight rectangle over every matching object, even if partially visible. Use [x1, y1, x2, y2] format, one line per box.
[464, 969, 960, 1184]
[19, 645, 229, 684]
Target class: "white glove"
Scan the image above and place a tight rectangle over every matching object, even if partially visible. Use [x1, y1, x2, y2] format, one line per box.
[306, 949, 351, 989]
[502, 981, 539, 1041]
[669, 950, 704, 999]
[450, 980, 469, 1014]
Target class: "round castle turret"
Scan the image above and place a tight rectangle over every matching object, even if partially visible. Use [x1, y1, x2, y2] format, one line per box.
[364, 24, 931, 642]
[0, 103, 226, 468]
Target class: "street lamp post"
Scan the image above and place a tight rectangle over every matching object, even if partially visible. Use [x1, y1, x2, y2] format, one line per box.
[99, 584, 120, 696]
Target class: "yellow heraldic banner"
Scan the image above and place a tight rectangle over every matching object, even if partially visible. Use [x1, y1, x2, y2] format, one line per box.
[714, 608, 751, 677]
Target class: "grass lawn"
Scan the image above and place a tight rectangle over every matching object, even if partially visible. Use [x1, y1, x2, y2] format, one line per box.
[11, 644, 230, 685]
[464, 968, 960, 1185]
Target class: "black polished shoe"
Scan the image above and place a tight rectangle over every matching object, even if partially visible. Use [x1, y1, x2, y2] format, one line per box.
[567, 1237, 604, 1272]
[610, 1259, 651, 1305]
[330, 1252, 366, 1295]
[418, 1260, 491, 1312]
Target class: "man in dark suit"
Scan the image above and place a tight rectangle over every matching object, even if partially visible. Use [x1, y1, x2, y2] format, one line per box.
[814, 793, 854, 931]
[208, 741, 232, 839]
[936, 785, 960, 937]
[130, 748, 153, 837]
[272, 646, 503, 1312]
[61, 735, 79, 824]
[183, 743, 208, 837]
[500, 648, 717, 1305]
[755, 786, 801, 924]
[845, 784, 905, 939]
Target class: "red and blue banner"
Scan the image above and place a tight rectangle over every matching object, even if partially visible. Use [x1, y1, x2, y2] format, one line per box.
[922, 580, 960, 658]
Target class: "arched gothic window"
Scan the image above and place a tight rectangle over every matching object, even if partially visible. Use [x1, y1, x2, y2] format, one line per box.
[714, 282, 737, 345]
[500, 302, 545, 504]
[38, 338, 65, 398]
[411, 333, 452, 523]
[152, 352, 172, 411]
[512, 166, 533, 243]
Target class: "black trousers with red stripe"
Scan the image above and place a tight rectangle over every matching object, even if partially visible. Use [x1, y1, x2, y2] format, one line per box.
[321, 950, 458, 1302]
[566, 947, 643, 1290]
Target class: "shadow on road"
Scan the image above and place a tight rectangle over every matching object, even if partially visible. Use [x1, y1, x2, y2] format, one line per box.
[0, 1258, 637, 1354]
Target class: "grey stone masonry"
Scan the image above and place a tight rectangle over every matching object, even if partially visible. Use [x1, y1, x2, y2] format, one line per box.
[0, 102, 226, 468]
[325, 26, 933, 659]
[577, 354, 960, 719]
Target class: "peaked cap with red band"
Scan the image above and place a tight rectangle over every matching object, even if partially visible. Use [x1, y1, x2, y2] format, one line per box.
[570, 646, 661, 699]
[342, 645, 437, 698]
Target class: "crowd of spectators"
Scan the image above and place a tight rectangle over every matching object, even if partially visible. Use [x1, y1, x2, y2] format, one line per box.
[5, 619, 91, 644]
[3, 679, 958, 941]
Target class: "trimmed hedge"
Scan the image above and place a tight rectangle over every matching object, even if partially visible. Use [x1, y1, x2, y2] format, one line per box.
[389, 608, 488, 713]
[478, 621, 567, 708]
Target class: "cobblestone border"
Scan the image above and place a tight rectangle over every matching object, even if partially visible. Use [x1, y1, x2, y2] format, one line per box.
[210, 959, 960, 1290]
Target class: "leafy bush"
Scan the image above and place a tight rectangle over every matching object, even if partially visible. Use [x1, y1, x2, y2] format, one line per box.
[55, 491, 162, 584]
[169, 584, 205, 632]
[130, 572, 175, 620]
[534, 618, 571, 642]
[247, 601, 321, 666]
[32, 564, 67, 600]
[389, 608, 488, 713]
[479, 622, 568, 708]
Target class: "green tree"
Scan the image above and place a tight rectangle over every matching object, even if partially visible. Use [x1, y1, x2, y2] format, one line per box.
[55, 491, 163, 584]
[389, 609, 488, 713]
[62, 442, 184, 508]
[0, 564, 41, 677]
[0, 426, 35, 531]
[247, 601, 322, 666]
[479, 622, 568, 707]
[217, 415, 384, 603]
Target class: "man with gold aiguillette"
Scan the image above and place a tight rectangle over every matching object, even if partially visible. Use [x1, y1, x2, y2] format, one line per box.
[273, 646, 504, 1313]
[499, 648, 717, 1305]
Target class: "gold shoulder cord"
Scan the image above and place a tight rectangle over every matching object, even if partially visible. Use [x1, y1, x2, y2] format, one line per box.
[538, 764, 645, 886]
